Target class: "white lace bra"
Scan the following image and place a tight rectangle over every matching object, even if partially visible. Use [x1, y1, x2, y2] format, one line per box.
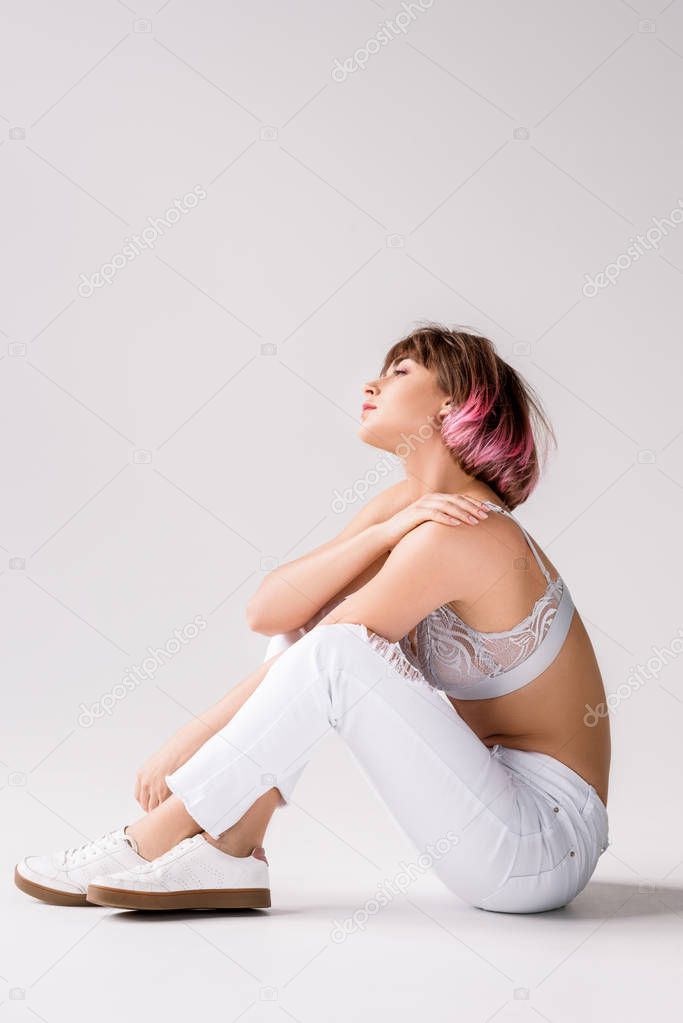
[361, 500, 576, 700]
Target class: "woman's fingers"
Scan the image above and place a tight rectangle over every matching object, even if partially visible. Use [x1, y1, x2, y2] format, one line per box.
[134, 774, 173, 814]
[458, 495, 490, 515]
[424, 493, 489, 522]
[433, 499, 487, 525]
[403, 493, 492, 532]
[135, 778, 149, 811]
[432, 510, 462, 525]
[449, 496, 489, 518]
[146, 782, 170, 813]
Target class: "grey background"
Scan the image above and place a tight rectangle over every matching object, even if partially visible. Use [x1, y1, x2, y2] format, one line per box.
[2, 0, 682, 1019]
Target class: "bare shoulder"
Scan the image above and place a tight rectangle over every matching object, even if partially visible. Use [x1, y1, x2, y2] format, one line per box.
[390, 518, 510, 600]
[396, 517, 493, 557]
[390, 518, 478, 569]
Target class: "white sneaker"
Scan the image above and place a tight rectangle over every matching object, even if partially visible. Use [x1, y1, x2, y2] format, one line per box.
[86, 834, 271, 911]
[14, 826, 148, 906]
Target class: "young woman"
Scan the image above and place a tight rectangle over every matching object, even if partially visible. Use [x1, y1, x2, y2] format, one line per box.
[15, 324, 611, 914]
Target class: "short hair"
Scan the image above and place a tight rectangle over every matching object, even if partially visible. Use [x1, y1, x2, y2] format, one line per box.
[379, 322, 557, 510]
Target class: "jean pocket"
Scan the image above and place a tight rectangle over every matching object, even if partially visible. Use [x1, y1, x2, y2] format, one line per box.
[475, 845, 580, 914]
[581, 786, 610, 854]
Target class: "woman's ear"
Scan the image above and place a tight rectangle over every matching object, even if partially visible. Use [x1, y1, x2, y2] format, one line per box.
[438, 398, 454, 424]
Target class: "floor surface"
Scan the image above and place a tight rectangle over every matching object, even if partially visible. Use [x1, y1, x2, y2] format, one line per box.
[3, 741, 672, 1021]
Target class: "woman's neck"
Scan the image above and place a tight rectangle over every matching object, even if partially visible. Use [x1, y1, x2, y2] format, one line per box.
[400, 449, 500, 507]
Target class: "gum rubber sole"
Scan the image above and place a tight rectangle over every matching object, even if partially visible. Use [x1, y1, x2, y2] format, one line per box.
[14, 866, 90, 906]
[86, 884, 272, 911]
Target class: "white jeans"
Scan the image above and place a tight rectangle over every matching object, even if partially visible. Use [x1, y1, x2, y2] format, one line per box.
[166, 622, 610, 913]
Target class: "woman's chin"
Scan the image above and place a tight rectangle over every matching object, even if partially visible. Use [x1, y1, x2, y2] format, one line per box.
[357, 425, 393, 454]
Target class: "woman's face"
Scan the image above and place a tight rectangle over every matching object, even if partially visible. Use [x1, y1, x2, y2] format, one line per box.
[358, 355, 451, 453]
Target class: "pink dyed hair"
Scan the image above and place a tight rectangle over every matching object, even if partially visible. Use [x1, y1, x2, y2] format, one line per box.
[379, 323, 557, 510]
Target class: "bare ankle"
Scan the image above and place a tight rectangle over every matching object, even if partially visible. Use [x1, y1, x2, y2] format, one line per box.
[203, 831, 256, 858]
[124, 826, 156, 861]
[125, 824, 188, 862]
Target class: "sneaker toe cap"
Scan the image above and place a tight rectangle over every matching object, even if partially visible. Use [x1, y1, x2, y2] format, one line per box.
[16, 857, 82, 895]
[19, 854, 50, 876]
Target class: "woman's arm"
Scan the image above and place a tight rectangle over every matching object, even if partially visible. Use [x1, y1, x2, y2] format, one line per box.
[136, 523, 442, 810]
[315, 519, 478, 643]
[136, 505, 484, 810]
[246, 480, 414, 636]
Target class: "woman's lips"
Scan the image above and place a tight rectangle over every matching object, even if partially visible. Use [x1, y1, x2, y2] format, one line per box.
[361, 404, 376, 414]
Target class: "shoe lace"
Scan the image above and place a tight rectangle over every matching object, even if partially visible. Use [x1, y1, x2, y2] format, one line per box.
[147, 835, 199, 869]
[59, 829, 120, 866]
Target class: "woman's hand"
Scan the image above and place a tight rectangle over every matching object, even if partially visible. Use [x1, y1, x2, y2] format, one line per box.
[135, 739, 195, 813]
[378, 492, 490, 550]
